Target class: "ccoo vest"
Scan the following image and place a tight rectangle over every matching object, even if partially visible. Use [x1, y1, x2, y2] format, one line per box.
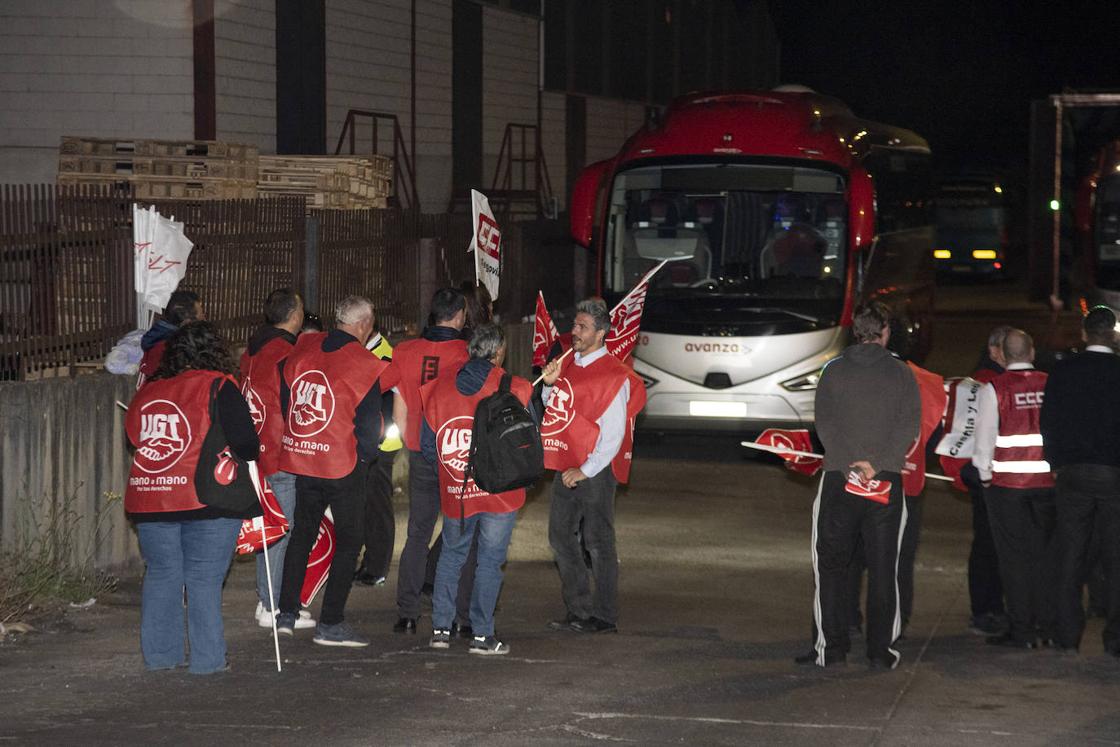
[279, 332, 388, 479]
[125, 369, 231, 514]
[901, 362, 948, 496]
[541, 352, 646, 484]
[420, 366, 534, 519]
[991, 368, 1053, 489]
[239, 334, 293, 475]
[383, 335, 468, 452]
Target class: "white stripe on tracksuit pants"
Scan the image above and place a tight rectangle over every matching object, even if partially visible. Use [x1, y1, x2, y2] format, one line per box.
[811, 470, 907, 667]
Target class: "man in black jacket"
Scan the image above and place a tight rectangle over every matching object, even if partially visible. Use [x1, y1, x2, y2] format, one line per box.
[1040, 305, 1120, 654]
[796, 301, 920, 670]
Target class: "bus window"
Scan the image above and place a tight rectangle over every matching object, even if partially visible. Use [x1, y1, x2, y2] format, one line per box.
[607, 162, 846, 316]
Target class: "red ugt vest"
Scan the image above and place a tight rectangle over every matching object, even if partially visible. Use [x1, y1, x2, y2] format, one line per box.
[420, 366, 534, 519]
[381, 336, 468, 452]
[991, 368, 1053, 489]
[541, 352, 647, 484]
[125, 369, 231, 514]
[239, 334, 293, 476]
[279, 332, 388, 479]
[901, 362, 948, 496]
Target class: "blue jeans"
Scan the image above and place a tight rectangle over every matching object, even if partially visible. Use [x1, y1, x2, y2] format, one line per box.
[432, 510, 517, 637]
[256, 471, 297, 611]
[136, 517, 241, 674]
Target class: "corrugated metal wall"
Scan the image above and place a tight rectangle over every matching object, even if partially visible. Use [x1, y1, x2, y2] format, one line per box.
[0, 372, 139, 570]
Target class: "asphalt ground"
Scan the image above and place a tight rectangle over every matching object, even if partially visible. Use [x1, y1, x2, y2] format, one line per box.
[2, 281, 1116, 745]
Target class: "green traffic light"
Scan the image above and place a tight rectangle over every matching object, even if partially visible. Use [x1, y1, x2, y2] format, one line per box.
[1050, 199, 1060, 211]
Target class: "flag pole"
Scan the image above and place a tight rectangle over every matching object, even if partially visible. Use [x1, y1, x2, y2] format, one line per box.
[531, 258, 676, 387]
[250, 463, 283, 672]
[740, 440, 954, 482]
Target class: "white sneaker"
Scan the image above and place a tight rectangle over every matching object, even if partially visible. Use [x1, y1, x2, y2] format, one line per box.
[256, 602, 315, 629]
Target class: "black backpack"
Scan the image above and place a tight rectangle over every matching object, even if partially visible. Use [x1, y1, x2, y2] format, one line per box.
[467, 373, 544, 495]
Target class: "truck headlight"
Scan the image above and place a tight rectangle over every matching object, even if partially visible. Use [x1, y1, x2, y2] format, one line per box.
[781, 371, 820, 392]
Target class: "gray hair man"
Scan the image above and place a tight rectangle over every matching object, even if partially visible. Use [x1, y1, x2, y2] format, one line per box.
[540, 297, 645, 634]
[275, 294, 387, 647]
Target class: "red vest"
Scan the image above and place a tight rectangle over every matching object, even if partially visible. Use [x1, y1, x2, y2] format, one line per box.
[991, 368, 1053, 489]
[901, 362, 947, 496]
[278, 332, 388, 479]
[238, 334, 293, 476]
[381, 335, 469, 451]
[541, 351, 646, 484]
[136, 340, 167, 389]
[125, 369, 230, 514]
[420, 366, 534, 518]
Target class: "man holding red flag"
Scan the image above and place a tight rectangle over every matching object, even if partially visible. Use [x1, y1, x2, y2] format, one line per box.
[541, 298, 646, 634]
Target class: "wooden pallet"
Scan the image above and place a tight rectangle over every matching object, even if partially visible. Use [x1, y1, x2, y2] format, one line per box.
[59, 155, 257, 181]
[257, 155, 392, 211]
[61, 136, 258, 161]
[58, 173, 258, 200]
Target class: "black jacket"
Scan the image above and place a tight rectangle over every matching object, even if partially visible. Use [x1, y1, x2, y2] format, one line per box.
[1041, 349, 1120, 470]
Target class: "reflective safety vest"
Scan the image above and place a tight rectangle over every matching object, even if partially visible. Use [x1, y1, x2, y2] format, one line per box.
[125, 369, 231, 514]
[991, 368, 1054, 489]
[367, 333, 402, 452]
[239, 334, 294, 475]
[381, 335, 468, 452]
[279, 332, 388, 479]
[420, 366, 534, 518]
[541, 351, 646, 484]
[901, 362, 947, 496]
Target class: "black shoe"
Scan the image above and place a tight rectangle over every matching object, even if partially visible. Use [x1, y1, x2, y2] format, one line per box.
[986, 631, 1035, 649]
[570, 616, 618, 634]
[392, 617, 418, 634]
[451, 621, 474, 639]
[794, 650, 846, 667]
[867, 654, 900, 671]
[547, 613, 586, 631]
[353, 570, 385, 586]
[969, 612, 1007, 636]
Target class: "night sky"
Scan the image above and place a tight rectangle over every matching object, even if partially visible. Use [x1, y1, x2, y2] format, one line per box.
[767, 1, 1120, 176]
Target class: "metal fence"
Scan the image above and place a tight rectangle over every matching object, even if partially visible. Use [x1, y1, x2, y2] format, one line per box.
[0, 185, 555, 380]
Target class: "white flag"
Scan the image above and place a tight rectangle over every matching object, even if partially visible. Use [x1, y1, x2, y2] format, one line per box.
[935, 377, 984, 460]
[467, 189, 501, 301]
[133, 204, 193, 319]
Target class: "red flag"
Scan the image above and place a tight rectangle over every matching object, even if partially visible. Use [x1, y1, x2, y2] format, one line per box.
[235, 473, 290, 555]
[756, 428, 822, 476]
[532, 291, 560, 368]
[300, 508, 336, 607]
[606, 260, 666, 362]
[845, 472, 892, 504]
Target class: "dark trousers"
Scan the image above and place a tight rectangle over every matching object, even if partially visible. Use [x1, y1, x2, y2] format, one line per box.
[549, 468, 619, 624]
[812, 470, 905, 665]
[1054, 465, 1120, 652]
[358, 450, 396, 578]
[395, 449, 475, 620]
[986, 484, 1057, 644]
[848, 493, 923, 631]
[965, 467, 1005, 618]
[278, 462, 369, 626]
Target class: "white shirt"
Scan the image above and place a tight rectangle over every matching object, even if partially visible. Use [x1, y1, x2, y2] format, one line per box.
[1086, 345, 1114, 354]
[543, 346, 630, 478]
[972, 362, 1034, 482]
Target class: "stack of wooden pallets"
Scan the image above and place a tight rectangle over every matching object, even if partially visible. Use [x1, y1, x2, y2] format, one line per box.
[57, 137, 259, 200]
[256, 155, 393, 210]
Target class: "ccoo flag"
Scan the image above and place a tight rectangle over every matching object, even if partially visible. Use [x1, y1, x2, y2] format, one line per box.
[468, 189, 501, 301]
[606, 259, 670, 362]
[532, 291, 560, 368]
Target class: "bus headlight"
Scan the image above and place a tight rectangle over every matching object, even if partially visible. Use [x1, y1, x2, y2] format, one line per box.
[781, 371, 821, 392]
[933, 249, 951, 259]
[971, 249, 998, 260]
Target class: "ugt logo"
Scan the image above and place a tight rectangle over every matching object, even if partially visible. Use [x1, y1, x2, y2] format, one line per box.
[437, 416, 474, 481]
[289, 370, 335, 438]
[241, 378, 266, 434]
[540, 378, 576, 437]
[477, 213, 501, 261]
[136, 399, 192, 474]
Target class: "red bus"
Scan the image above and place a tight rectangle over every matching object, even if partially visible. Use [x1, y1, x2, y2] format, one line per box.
[1074, 140, 1120, 314]
[569, 88, 934, 432]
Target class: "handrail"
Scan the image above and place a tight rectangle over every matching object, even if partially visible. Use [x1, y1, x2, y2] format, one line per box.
[334, 110, 420, 211]
[491, 123, 554, 218]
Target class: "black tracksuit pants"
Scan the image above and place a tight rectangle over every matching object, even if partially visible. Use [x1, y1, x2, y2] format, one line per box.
[986, 484, 1057, 644]
[358, 450, 396, 579]
[1054, 465, 1120, 652]
[848, 492, 922, 632]
[812, 470, 905, 666]
[279, 462, 369, 626]
[964, 465, 1005, 619]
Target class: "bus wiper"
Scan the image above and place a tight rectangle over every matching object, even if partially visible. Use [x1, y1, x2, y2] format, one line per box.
[742, 307, 820, 324]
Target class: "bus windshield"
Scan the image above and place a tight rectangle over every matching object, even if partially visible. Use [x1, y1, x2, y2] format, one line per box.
[605, 163, 847, 316]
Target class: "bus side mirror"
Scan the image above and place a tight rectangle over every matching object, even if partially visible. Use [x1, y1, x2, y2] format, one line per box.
[570, 160, 610, 248]
[848, 165, 876, 294]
